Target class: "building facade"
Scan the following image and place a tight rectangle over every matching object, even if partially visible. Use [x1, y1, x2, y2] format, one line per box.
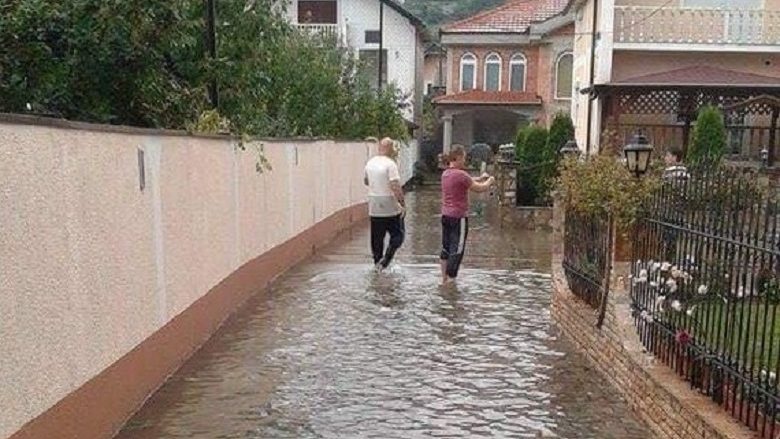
[434, 0, 575, 152]
[571, 0, 780, 162]
[286, 0, 426, 129]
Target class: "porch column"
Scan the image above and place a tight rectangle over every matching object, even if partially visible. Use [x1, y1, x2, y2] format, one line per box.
[442, 115, 453, 154]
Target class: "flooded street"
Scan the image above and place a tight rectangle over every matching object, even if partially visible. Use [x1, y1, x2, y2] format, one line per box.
[117, 188, 649, 439]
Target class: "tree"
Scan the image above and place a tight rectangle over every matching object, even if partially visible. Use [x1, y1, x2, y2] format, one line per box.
[689, 105, 727, 166]
[515, 125, 549, 206]
[0, 0, 411, 141]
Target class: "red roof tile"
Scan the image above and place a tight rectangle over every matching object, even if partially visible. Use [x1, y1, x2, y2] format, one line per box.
[616, 65, 780, 87]
[442, 0, 570, 34]
[433, 90, 543, 105]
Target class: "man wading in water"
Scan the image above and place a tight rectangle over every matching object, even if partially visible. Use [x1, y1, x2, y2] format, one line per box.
[364, 137, 405, 271]
[440, 145, 495, 285]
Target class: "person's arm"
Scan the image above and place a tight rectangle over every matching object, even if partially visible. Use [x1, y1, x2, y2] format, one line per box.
[388, 163, 405, 208]
[469, 174, 495, 193]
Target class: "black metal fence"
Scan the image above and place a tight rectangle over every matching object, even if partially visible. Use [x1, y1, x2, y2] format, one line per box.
[631, 167, 780, 438]
[563, 209, 613, 313]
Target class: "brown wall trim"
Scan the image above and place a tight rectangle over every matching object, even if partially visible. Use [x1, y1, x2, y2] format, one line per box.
[8, 203, 368, 439]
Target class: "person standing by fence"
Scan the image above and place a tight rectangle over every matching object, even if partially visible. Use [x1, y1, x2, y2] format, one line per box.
[364, 137, 405, 271]
[440, 145, 495, 285]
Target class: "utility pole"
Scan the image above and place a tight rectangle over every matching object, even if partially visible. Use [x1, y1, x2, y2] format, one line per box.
[206, 0, 219, 109]
[378, 0, 384, 90]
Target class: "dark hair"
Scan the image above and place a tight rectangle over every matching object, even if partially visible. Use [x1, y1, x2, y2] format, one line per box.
[667, 148, 683, 162]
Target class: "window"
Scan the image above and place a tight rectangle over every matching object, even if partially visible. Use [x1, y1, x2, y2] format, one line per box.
[555, 52, 574, 99]
[358, 49, 388, 90]
[365, 30, 381, 44]
[460, 53, 476, 91]
[298, 0, 337, 24]
[509, 54, 526, 92]
[484, 53, 502, 91]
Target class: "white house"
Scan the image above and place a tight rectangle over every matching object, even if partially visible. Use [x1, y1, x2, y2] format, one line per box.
[285, 0, 426, 130]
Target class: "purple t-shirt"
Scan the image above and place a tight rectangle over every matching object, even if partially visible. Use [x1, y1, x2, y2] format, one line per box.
[441, 168, 472, 218]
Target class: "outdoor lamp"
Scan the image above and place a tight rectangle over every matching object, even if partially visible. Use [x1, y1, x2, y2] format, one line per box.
[623, 133, 653, 177]
[560, 139, 580, 158]
[761, 147, 769, 168]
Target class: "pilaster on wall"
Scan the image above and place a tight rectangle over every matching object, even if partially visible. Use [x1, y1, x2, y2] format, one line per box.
[551, 203, 758, 439]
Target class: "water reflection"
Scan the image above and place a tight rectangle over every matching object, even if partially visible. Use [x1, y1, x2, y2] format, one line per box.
[117, 188, 648, 439]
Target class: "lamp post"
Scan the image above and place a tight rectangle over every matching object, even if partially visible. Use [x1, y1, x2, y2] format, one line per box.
[623, 133, 653, 178]
[560, 139, 580, 159]
[761, 147, 769, 168]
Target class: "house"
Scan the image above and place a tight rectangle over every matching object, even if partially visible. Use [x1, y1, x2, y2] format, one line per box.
[570, 0, 780, 164]
[434, 0, 575, 153]
[285, 0, 426, 133]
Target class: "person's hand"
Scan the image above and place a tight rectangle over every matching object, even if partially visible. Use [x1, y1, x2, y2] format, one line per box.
[480, 172, 490, 180]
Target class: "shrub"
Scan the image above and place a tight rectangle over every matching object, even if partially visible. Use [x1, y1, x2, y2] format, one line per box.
[556, 155, 661, 228]
[689, 105, 727, 166]
[547, 112, 574, 154]
[515, 125, 550, 205]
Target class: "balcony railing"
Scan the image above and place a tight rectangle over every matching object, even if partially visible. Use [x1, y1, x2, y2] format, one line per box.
[295, 23, 347, 45]
[614, 6, 780, 47]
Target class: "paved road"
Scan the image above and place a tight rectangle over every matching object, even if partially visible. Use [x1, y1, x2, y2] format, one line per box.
[117, 188, 649, 439]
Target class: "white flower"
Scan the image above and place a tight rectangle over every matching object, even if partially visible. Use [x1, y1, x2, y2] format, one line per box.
[655, 296, 666, 307]
[698, 285, 708, 295]
[671, 300, 683, 312]
[639, 269, 648, 278]
[665, 278, 678, 293]
[650, 281, 659, 288]
[670, 267, 682, 279]
[650, 261, 661, 274]
[686, 305, 696, 316]
[660, 262, 672, 272]
[736, 286, 745, 298]
[771, 372, 778, 382]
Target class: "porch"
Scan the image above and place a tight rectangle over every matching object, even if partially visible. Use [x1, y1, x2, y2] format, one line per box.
[433, 91, 542, 152]
[588, 66, 780, 166]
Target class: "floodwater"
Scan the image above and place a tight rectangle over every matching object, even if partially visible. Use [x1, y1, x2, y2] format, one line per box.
[117, 188, 649, 439]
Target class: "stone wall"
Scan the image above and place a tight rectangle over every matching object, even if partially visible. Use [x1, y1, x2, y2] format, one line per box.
[550, 203, 758, 439]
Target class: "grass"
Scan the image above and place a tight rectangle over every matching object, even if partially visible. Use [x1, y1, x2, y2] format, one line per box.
[677, 300, 780, 372]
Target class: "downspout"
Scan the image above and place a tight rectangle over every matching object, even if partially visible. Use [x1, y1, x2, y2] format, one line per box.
[585, 0, 599, 155]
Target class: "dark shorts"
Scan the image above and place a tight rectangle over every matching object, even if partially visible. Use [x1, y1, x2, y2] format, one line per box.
[441, 215, 469, 278]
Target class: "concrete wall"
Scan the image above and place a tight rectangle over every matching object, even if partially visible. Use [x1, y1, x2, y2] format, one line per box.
[0, 117, 415, 439]
[611, 51, 780, 81]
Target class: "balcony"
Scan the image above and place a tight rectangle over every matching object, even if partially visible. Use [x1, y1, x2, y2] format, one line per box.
[613, 6, 780, 51]
[295, 23, 347, 45]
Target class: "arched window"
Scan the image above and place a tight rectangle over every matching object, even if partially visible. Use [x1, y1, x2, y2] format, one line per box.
[555, 52, 574, 99]
[484, 53, 502, 91]
[460, 53, 477, 92]
[509, 54, 526, 92]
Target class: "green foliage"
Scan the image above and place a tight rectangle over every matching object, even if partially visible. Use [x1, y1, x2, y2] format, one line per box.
[547, 112, 574, 154]
[0, 0, 410, 142]
[515, 125, 552, 205]
[406, 0, 504, 25]
[689, 105, 727, 166]
[556, 155, 662, 228]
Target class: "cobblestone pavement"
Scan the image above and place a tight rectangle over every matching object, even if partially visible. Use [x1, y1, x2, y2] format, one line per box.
[117, 189, 650, 439]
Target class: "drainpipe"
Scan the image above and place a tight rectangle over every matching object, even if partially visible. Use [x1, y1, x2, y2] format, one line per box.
[378, 0, 384, 90]
[585, 0, 599, 155]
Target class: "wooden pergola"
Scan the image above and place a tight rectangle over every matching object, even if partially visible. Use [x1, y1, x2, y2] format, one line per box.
[584, 66, 780, 165]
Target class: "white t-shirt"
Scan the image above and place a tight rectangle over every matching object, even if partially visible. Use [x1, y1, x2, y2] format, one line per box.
[365, 155, 402, 217]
